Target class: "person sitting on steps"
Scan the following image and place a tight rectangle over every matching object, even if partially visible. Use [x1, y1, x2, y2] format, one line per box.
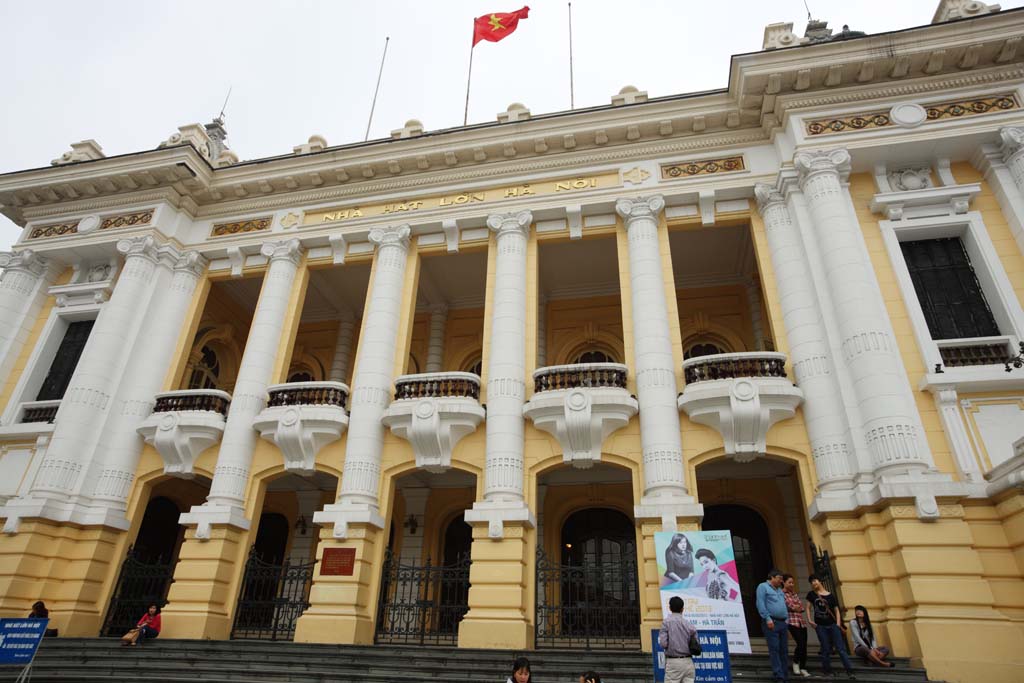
[121, 604, 161, 646]
[850, 606, 893, 668]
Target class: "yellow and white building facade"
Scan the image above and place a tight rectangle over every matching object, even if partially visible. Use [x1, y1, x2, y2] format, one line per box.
[1, 2, 1024, 680]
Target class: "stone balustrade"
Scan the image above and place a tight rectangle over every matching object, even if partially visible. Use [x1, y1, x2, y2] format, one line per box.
[682, 352, 787, 385]
[254, 381, 351, 477]
[533, 363, 629, 393]
[394, 372, 481, 401]
[138, 389, 233, 478]
[153, 389, 231, 415]
[267, 381, 349, 409]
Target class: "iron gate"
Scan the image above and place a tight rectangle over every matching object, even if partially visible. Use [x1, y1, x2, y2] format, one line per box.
[810, 541, 840, 595]
[101, 546, 175, 637]
[535, 546, 641, 649]
[374, 549, 471, 646]
[230, 548, 316, 641]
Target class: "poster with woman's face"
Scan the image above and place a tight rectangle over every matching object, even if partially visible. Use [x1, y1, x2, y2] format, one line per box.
[655, 530, 751, 654]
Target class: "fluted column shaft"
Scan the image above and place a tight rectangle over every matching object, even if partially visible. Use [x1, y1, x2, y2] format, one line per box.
[795, 149, 932, 476]
[204, 239, 304, 508]
[0, 250, 52, 395]
[1001, 127, 1024, 195]
[615, 196, 688, 501]
[425, 305, 447, 373]
[755, 184, 856, 488]
[537, 297, 547, 366]
[336, 225, 412, 509]
[31, 237, 162, 499]
[84, 249, 208, 512]
[329, 316, 356, 383]
[482, 211, 532, 502]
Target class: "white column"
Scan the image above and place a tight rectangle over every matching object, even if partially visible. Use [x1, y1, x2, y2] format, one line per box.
[615, 196, 699, 529]
[181, 238, 303, 536]
[80, 248, 208, 526]
[755, 185, 857, 490]
[317, 225, 411, 538]
[746, 279, 766, 351]
[998, 127, 1024, 256]
[464, 211, 535, 538]
[0, 250, 53, 397]
[794, 149, 933, 477]
[425, 305, 447, 373]
[537, 296, 547, 367]
[29, 237, 162, 502]
[328, 314, 356, 383]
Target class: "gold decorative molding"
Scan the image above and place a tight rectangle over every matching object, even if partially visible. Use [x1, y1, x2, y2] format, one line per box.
[28, 220, 79, 240]
[100, 209, 154, 230]
[661, 156, 745, 179]
[806, 93, 1019, 136]
[824, 517, 861, 531]
[210, 216, 273, 238]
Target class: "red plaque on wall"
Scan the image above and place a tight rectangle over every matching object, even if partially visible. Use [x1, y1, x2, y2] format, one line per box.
[321, 547, 356, 576]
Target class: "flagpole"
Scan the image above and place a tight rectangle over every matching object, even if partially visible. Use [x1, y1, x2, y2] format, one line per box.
[568, 2, 575, 109]
[364, 36, 390, 142]
[463, 43, 475, 126]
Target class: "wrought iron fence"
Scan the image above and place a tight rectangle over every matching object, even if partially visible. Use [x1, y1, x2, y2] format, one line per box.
[374, 549, 471, 646]
[810, 541, 840, 604]
[535, 546, 641, 650]
[230, 549, 316, 641]
[101, 547, 175, 637]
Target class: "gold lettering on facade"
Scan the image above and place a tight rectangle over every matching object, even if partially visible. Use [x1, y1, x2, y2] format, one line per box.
[322, 208, 363, 222]
[383, 200, 425, 214]
[555, 178, 598, 191]
[439, 192, 486, 206]
[504, 184, 535, 198]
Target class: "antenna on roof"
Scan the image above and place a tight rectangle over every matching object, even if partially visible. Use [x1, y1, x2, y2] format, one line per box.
[802, 0, 813, 21]
[218, 86, 233, 122]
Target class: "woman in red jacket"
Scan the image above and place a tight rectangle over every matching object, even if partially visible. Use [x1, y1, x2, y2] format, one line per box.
[122, 604, 161, 646]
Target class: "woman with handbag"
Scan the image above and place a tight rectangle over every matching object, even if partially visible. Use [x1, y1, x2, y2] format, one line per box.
[121, 604, 161, 646]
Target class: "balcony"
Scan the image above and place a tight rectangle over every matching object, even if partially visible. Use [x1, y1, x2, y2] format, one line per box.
[382, 372, 485, 473]
[678, 352, 803, 463]
[137, 389, 231, 478]
[253, 381, 350, 476]
[524, 363, 638, 469]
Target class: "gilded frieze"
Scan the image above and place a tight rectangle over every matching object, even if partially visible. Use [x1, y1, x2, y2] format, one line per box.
[660, 156, 745, 180]
[806, 93, 1020, 136]
[101, 209, 154, 230]
[28, 221, 79, 240]
[210, 217, 273, 238]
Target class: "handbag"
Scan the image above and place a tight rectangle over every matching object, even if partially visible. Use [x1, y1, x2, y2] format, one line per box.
[688, 630, 702, 657]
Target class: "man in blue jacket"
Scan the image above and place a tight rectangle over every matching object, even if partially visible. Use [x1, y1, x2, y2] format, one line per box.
[756, 568, 790, 683]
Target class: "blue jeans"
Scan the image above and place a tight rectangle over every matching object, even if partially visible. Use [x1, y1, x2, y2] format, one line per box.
[815, 624, 853, 674]
[764, 618, 790, 681]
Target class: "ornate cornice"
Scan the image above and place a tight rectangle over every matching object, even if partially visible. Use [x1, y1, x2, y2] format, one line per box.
[486, 210, 533, 238]
[615, 195, 665, 223]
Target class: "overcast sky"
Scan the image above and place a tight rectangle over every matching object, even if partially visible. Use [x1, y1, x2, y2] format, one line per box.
[2, 0, 1021, 253]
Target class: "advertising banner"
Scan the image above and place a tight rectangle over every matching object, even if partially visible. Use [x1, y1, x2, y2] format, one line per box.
[0, 618, 48, 665]
[656, 530, 751, 653]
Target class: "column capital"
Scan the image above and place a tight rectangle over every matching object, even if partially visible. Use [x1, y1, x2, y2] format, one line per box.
[259, 237, 303, 265]
[486, 210, 532, 237]
[0, 249, 48, 277]
[615, 195, 665, 223]
[753, 183, 786, 213]
[369, 224, 411, 250]
[999, 126, 1024, 162]
[116, 235, 161, 263]
[173, 249, 209, 278]
[794, 148, 851, 181]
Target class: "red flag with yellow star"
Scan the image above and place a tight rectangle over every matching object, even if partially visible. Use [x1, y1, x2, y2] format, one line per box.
[472, 6, 530, 46]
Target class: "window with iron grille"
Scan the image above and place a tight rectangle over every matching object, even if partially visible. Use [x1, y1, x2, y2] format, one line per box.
[35, 319, 94, 401]
[899, 237, 1000, 340]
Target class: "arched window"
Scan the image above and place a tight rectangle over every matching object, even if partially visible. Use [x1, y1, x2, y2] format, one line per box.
[188, 345, 221, 390]
[288, 371, 314, 383]
[408, 353, 421, 374]
[684, 342, 725, 360]
[463, 355, 483, 376]
[575, 349, 615, 364]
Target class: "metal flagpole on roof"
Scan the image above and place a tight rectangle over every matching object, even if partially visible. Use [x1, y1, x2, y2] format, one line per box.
[463, 43, 475, 126]
[365, 36, 390, 142]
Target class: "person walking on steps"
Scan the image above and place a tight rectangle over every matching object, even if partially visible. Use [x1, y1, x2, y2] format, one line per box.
[658, 595, 698, 683]
[806, 574, 855, 679]
[783, 574, 810, 677]
[757, 568, 791, 683]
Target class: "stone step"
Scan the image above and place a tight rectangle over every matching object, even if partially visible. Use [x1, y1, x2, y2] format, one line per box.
[0, 639, 933, 683]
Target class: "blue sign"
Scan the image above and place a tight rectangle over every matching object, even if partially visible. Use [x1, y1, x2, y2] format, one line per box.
[693, 629, 732, 683]
[651, 628, 731, 683]
[0, 619, 48, 665]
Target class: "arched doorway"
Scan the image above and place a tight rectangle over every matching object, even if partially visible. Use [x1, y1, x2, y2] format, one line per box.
[102, 478, 210, 637]
[537, 507, 641, 649]
[703, 504, 775, 637]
